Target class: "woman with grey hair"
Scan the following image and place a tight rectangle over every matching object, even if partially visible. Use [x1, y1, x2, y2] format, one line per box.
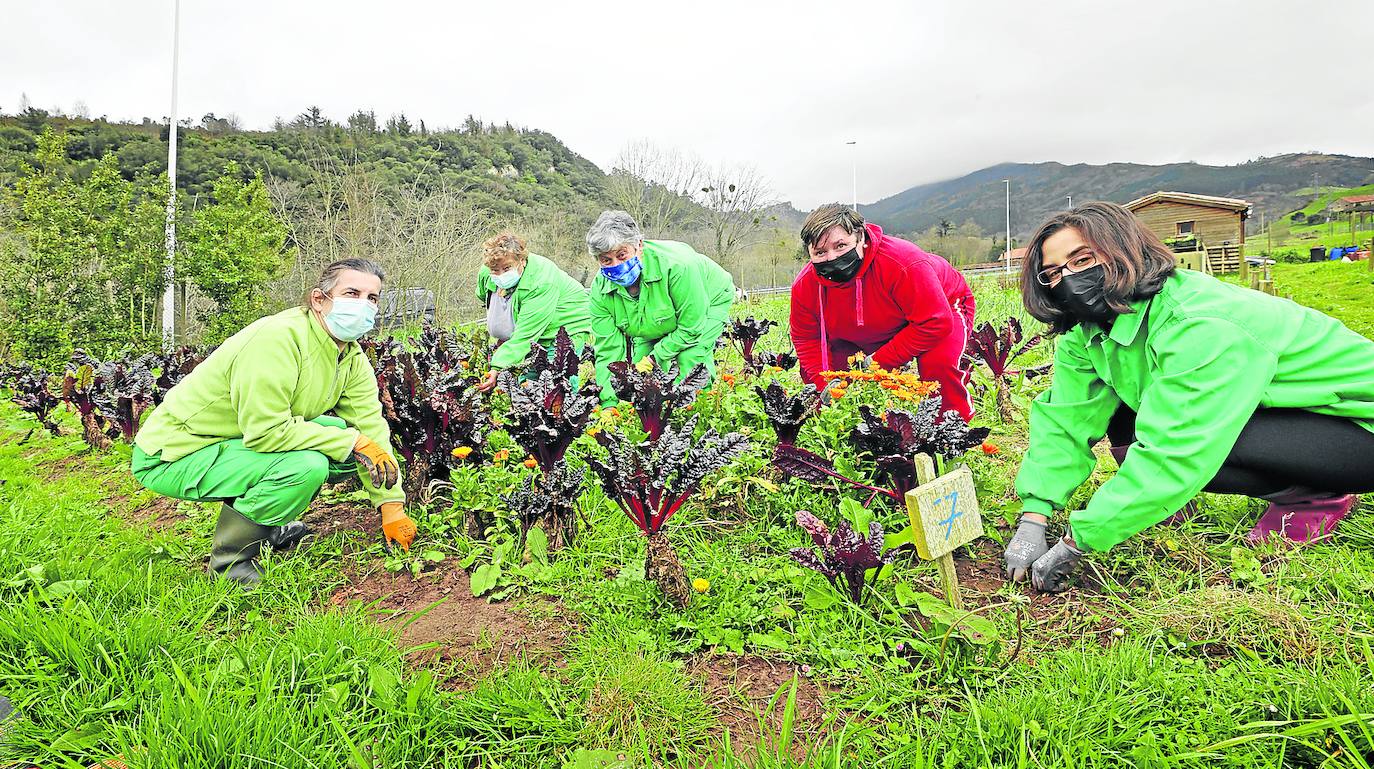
[585, 211, 735, 405]
[132, 258, 416, 586]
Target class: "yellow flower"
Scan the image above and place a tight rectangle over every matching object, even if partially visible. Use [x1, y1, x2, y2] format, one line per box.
[452, 446, 473, 459]
[692, 578, 710, 593]
[635, 357, 655, 373]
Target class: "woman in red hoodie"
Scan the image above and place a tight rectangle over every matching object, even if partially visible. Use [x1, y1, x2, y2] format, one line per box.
[789, 204, 976, 418]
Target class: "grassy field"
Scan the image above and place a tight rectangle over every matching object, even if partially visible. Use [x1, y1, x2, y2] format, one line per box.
[1254, 184, 1374, 260]
[1274, 261, 1374, 340]
[0, 274, 1372, 767]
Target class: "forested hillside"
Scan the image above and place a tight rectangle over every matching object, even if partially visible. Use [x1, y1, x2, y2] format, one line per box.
[0, 108, 608, 216]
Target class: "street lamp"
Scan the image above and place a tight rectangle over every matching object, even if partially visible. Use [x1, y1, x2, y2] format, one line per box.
[1004, 179, 1012, 275]
[845, 141, 857, 211]
[162, 0, 181, 350]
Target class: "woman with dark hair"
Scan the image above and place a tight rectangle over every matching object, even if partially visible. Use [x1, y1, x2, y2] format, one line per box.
[789, 203, 976, 418]
[1004, 202, 1374, 592]
[132, 258, 415, 585]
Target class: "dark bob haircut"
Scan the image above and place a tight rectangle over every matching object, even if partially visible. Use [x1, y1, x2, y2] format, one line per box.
[1021, 201, 1177, 334]
[800, 203, 867, 252]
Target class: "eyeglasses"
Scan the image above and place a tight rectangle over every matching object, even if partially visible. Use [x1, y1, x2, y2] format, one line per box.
[1036, 250, 1101, 286]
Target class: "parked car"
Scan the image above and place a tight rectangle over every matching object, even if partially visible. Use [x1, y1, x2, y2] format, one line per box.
[378, 287, 436, 329]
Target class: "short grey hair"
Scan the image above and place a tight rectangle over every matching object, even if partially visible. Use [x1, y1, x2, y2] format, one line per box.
[585, 210, 644, 256]
[302, 258, 386, 306]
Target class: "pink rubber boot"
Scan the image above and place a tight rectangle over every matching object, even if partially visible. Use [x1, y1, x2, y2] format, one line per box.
[1111, 444, 1195, 525]
[1246, 490, 1357, 544]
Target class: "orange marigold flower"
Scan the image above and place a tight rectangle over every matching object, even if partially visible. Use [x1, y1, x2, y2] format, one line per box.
[523, 457, 538, 469]
[879, 381, 899, 390]
[981, 441, 1001, 455]
[829, 387, 846, 400]
[452, 446, 474, 459]
[492, 449, 510, 463]
[722, 374, 736, 386]
[608, 407, 621, 419]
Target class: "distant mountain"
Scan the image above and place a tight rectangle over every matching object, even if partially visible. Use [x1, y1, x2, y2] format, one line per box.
[860, 154, 1374, 239]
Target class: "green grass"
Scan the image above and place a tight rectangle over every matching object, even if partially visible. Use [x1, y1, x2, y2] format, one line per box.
[1273, 261, 1374, 340]
[1293, 183, 1374, 218]
[1251, 183, 1374, 261]
[2, 276, 1373, 767]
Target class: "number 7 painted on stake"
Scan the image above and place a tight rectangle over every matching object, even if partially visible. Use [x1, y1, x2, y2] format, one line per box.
[937, 491, 962, 540]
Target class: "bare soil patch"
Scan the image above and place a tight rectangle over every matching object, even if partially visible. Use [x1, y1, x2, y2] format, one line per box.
[689, 654, 830, 764]
[331, 565, 573, 686]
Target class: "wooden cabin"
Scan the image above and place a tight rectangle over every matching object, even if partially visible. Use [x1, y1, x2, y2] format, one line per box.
[1124, 191, 1250, 273]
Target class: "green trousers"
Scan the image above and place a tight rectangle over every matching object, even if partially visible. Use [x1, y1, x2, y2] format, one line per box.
[132, 415, 357, 526]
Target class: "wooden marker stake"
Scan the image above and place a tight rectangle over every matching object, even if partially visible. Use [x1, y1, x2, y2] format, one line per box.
[905, 453, 984, 610]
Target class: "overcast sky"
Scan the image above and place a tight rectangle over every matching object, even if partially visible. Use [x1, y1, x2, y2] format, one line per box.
[5, 0, 1373, 207]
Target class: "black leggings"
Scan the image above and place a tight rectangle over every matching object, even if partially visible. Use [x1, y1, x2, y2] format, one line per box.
[1107, 405, 1374, 497]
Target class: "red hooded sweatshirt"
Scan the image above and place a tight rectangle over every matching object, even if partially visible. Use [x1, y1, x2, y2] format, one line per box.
[789, 223, 975, 390]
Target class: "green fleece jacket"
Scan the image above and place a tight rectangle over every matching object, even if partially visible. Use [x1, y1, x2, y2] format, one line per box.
[1015, 269, 1374, 552]
[475, 252, 592, 370]
[588, 239, 735, 405]
[134, 307, 404, 507]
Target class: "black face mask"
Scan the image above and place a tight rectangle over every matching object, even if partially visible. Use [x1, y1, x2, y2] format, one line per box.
[1050, 265, 1116, 327]
[813, 246, 863, 283]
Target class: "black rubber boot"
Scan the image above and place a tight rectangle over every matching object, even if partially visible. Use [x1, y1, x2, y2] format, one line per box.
[266, 521, 311, 551]
[209, 503, 272, 586]
[0, 694, 13, 735]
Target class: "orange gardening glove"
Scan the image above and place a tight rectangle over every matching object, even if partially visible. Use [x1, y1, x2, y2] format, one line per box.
[352, 433, 400, 489]
[380, 501, 416, 552]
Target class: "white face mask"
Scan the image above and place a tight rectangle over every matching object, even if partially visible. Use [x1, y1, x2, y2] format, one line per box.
[322, 297, 378, 341]
[491, 269, 522, 290]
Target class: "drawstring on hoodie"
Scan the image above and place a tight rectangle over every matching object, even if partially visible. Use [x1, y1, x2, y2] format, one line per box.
[818, 280, 829, 374]
[816, 261, 867, 377]
[855, 277, 865, 327]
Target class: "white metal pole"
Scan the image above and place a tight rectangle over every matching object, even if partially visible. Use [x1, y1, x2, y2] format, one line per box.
[1067, 194, 1073, 209]
[846, 141, 857, 210]
[162, 0, 181, 350]
[1004, 179, 1012, 274]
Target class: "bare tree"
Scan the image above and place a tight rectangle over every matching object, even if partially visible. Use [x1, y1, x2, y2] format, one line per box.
[695, 164, 776, 277]
[604, 140, 705, 236]
[267, 156, 489, 325]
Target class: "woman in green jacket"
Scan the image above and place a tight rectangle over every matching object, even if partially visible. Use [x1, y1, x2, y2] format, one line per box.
[474, 232, 592, 392]
[1003, 202, 1374, 592]
[132, 258, 414, 585]
[585, 211, 735, 405]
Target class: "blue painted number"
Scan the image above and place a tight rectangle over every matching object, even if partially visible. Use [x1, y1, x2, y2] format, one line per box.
[935, 491, 963, 540]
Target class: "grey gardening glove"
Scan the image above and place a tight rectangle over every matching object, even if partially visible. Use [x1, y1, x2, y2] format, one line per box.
[1004, 515, 1049, 583]
[1031, 537, 1084, 593]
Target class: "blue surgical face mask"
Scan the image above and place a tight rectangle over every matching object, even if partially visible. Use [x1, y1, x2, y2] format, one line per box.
[491, 269, 522, 290]
[323, 297, 378, 341]
[601, 255, 642, 287]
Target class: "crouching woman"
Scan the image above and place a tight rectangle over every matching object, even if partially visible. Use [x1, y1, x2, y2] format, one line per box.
[131, 258, 417, 585]
[1004, 203, 1374, 593]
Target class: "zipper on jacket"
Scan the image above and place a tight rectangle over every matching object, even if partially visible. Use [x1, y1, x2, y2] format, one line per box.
[332, 349, 345, 395]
